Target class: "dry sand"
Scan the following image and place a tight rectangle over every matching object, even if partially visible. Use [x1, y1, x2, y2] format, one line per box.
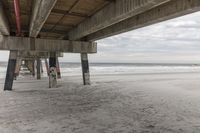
[0, 73, 200, 132]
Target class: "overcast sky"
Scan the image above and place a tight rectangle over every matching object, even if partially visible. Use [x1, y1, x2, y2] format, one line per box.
[1, 12, 200, 63]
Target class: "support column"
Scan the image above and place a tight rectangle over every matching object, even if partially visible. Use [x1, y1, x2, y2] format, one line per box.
[25, 60, 32, 72]
[49, 53, 57, 88]
[24, 60, 28, 70]
[14, 57, 22, 80]
[32, 59, 35, 77]
[45, 58, 49, 76]
[36, 58, 41, 79]
[40, 59, 43, 73]
[4, 50, 18, 91]
[81, 53, 90, 85]
[56, 57, 61, 79]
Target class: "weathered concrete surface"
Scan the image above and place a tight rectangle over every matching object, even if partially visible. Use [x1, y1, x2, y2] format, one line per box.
[17, 51, 63, 58]
[68, 0, 170, 40]
[24, 60, 36, 76]
[81, 53, 90, 85]
[86, 0, 200, 41]
[0, 36, 97, 53]
[32, 60, 35, 77]
[49, 53, 57, 88]
[14, 57, 22, 79]
[56, 57, 61, 79]
[4, 51, 17, 91]
[45, 58, 49, 76]
[36, 58, 41, 80]
[0, 1, 10, 35]
[29, 0, 57, 37]
[2, 0, 200, 41]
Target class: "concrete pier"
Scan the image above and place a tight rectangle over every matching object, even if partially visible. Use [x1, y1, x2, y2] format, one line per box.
[4, 50, 17, 91]
[1, 0, 198, 90]
[81, 53, 90, 85]
[49, 53, 57, 88]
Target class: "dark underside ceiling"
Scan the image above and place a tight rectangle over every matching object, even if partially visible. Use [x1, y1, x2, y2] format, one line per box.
[2, 0, 111, 39]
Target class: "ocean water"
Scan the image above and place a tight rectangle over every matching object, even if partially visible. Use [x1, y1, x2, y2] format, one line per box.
[0, 62, 200, 78]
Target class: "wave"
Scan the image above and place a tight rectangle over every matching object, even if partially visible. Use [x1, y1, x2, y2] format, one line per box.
[1, 63, 200, 78]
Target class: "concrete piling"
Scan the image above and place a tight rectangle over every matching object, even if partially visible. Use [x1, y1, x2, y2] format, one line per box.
[14, 57, 22, 80]
[36, 58, 41, 79]
[40, 59, 43, 73]
[4, 50, 18, 91]
[49, 53, 57, 88]
[56, 57, 61, 79]
[32, 60, 35, 77]
[45, 58, 49, 76]
[81, 53, 90, 85]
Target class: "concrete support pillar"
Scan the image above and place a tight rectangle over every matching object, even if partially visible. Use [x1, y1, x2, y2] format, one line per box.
[49, 53, 57, 88]
[32, 60, 35, 77]
[40, 60, 43, 73]
[25, 60, 32, 72]
[56, 57, 61, 79]
[24, 60, 28, 70]
[4, 50, 18, 91]
[45, 58, 49, 76]
[36, 58, 41, 79]
[81, 53, 90, 85]
[14, 57, 22, 80]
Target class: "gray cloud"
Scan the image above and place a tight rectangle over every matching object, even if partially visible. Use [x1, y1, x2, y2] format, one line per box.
[94, 11, 200, 63]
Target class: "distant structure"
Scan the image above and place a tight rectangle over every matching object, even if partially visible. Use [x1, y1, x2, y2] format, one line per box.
[0, 0, 199, 90]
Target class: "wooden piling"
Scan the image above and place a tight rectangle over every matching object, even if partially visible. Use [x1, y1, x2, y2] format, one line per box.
[4, 50, 17, 91]
[81, 53, 90, 85]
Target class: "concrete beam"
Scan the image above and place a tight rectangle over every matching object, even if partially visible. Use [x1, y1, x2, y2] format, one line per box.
[17, 51, 64, 58]
[86, 0, 200, 41]
[0, 2, 10, 35]
[0, 36, 97, 53]
[29, 0, 57, 37]
[68, 0, 170, 40]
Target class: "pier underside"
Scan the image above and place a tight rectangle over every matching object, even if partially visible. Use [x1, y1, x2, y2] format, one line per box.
[0, 0, 200, 90]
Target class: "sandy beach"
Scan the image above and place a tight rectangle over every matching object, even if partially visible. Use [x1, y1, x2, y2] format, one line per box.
[0, 73, 200, 132]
